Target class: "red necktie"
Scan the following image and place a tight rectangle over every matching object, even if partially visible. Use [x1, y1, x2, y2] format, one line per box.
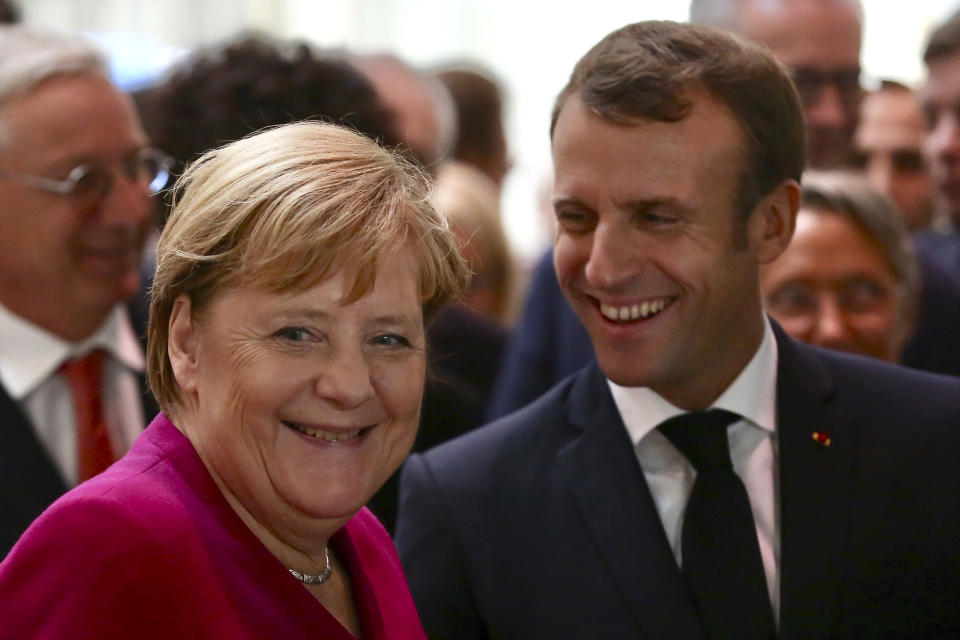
[59, 349, 115, 481]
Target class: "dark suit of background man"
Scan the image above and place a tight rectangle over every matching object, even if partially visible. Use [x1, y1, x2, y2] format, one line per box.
[396, 20, 960, 639]
[0, 26, 163, 556]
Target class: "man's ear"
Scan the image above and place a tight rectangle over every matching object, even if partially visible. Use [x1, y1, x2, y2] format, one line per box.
[168, 295, 200, 393]
[750, 179, 800, 264]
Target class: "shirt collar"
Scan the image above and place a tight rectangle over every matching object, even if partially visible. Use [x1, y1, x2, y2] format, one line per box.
[609, 316, 779, 446]
[0, 302, 145, 400]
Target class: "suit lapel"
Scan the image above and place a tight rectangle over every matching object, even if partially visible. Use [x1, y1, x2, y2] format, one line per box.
[774, 326, 857, 639]
[0, 383, 68, 555]
[557, 365, 704, 640]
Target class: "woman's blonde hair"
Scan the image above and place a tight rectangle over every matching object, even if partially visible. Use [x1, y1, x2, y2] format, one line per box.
[147, 121, 469, 411]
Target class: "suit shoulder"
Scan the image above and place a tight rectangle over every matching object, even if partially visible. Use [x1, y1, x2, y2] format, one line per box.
[806, 345, 960, 422]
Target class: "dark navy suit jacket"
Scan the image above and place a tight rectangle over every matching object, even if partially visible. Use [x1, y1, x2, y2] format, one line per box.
[397, 326, 960, 639]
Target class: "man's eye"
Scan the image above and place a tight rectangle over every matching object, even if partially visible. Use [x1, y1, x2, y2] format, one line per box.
[273, 327, 313, 342]
[891, 150, 925, 172]
[67, 165, 110, 197]
[638, 211, 678, 225]
[555, 208, 594, 232]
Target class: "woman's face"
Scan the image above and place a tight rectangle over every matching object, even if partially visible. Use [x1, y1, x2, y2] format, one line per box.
[760, 208, 909, 362]
[170, 248, 425, 529]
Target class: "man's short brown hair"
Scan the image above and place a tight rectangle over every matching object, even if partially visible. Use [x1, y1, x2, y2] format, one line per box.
[550, 20, 805, 230]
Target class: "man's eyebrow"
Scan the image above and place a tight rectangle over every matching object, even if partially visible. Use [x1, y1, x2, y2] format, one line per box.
[551, 195, 590, 209]
[616, 197, 696, 216]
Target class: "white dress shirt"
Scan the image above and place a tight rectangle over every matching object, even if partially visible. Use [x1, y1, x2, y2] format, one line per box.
[608, 317, 780, 620]
[0, 302, 147, 486]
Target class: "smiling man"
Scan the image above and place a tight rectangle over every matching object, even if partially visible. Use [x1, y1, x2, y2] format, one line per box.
[0, 26, 165, 555]
[396, 21, 960, 640]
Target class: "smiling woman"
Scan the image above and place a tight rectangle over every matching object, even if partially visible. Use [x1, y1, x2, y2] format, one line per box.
[0, 121, 469, 639]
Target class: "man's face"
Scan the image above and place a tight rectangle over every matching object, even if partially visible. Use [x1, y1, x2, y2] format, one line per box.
[741, 0, 862, 168]
[552, 94, 777, 410]
[921, 51, 960, 226]
[0, 74, 152, 339]
[855, 89, 933, 230]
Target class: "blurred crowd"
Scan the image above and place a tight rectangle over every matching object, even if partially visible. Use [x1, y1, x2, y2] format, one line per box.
[2, 0, 960, 542]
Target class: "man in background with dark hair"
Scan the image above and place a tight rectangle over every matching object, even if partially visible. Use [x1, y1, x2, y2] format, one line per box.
[0, 0, 19, 24]
[917, 12, 960, 281]
[855, 81, 936, 231]
[138, 34, 401, 193]
[396, 20, 960, 640]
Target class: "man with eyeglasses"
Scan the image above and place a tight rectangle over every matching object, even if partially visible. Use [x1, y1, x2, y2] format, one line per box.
[690, 0, 863, 170]
[0, 26, 169, 556]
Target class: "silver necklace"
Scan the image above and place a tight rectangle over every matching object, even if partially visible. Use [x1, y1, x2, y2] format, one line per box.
[287, 546, 332, 585]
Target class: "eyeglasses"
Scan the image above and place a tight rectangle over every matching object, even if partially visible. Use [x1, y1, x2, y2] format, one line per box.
[0, 148, 173, 210]
[790, 67, 862, 110]
[766, 277, 898, 324]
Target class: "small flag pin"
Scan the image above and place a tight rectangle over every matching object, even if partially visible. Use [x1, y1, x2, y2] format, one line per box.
[812, 431, 832, 447]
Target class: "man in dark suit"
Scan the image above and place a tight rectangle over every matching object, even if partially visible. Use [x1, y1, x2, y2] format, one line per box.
[396, 21, 960, 639]
[0, 26, 165, 556]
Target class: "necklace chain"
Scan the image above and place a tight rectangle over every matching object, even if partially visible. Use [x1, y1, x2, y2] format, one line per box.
[287, 546, 332, 585]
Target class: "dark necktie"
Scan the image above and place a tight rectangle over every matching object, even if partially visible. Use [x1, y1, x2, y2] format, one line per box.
[659, 409, 776, 640]
[60, 349, 115, 482]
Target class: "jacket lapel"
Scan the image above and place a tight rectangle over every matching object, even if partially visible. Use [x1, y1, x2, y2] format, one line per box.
[774, 326, 857, 639]
[557, 365, 704, 640]
[0, 383, 68, 555]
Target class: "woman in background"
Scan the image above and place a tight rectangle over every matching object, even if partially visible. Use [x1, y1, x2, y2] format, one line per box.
[761, 170, 919, 362]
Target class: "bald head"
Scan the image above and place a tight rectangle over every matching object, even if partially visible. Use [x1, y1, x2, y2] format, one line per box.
[691, 0, 863, 169]
[352, 54, 456, 173]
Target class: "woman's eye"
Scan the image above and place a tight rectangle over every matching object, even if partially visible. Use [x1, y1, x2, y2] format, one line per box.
[273, 327, 313, 342]
[373, 333, 411, 347]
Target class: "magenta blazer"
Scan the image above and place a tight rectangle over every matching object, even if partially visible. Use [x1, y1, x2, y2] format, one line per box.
[0, 414, 427, 640]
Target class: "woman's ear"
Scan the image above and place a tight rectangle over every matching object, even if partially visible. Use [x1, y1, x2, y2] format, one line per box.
[751, 179, 800, 264]
[168, 295, 200, 393]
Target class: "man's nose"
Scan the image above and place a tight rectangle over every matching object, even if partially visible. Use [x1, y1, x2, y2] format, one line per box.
[583, 221, 641, 290]
[865, 155, 894, 195]
[806, 83, 854, 130]
[96, 167, 152, 227]
[927, 113, 960, 162]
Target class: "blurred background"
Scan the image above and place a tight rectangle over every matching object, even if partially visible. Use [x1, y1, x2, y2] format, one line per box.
[21, 0, 960, 261]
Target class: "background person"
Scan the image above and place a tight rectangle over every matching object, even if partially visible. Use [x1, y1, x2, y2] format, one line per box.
[917, 11, 960, 280]
[761, 171, 919, 362]
[690, 0, 863, 169]
[435, 66, 511, 192]
[0, 121, 468, 638]
[854, 81, 936, 230]
[0, 26, 166, 556]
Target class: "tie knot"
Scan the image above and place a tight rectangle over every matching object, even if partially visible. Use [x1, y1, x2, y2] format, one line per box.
[59, 349, 105, 379]
[658, 409, 740, 471]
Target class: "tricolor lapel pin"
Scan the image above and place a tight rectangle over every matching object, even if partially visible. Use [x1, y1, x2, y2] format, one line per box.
[811, 430, 832, 447]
